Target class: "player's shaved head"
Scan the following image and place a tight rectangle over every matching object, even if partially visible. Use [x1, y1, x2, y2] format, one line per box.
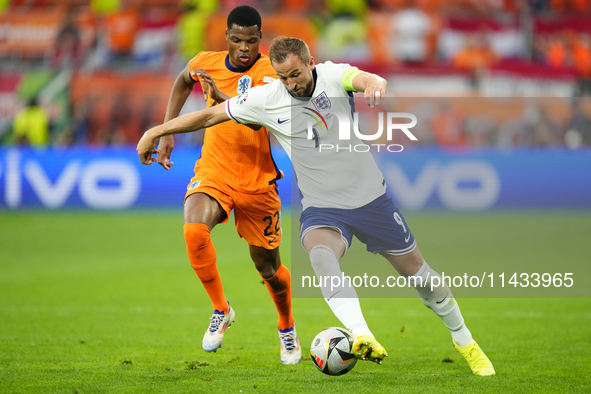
[269, 37, 311, 65]
[227, 5, 262, 30]
[225, 6, 262, 69]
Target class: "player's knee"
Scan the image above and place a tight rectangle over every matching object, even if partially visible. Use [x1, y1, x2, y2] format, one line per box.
[253, 258, 276, 278]
[183, 223, 216, 270]
[250, 247, 279, 278]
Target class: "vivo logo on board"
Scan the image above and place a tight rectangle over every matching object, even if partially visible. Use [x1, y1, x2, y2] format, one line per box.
[0, 150, 140, 209]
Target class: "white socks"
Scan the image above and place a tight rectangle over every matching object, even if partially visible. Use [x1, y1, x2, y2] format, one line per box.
[411, 261, 473, 347]
[309, 245, 374, 338]
[308, 245, 473, 346]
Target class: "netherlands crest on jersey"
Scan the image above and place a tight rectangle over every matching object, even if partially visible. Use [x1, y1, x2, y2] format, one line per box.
[237, 75, 252, 95]
[312, 91, 331, 111]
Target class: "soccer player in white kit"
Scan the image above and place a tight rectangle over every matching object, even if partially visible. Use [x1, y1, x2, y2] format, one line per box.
[137, 37, 495, 376]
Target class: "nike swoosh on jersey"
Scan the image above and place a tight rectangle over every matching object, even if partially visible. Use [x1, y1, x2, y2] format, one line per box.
[277, 118, 290, 124]
[404, 233, 411, 243]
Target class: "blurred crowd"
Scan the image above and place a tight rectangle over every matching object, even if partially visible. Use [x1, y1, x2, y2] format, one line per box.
[356, 97, 591, 149]
[1, 0, 591, 148]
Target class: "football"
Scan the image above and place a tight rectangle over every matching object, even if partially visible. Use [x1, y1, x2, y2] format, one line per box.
[310, 327, 358, 376]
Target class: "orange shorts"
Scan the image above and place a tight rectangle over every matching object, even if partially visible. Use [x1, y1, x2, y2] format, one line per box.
[185, 169, 282, 250]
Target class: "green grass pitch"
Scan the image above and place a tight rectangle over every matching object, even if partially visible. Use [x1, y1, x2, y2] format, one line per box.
[1, 210, 590, 393]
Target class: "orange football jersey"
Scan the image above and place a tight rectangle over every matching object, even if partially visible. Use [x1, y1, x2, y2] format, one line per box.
[189, 51, 282, 194]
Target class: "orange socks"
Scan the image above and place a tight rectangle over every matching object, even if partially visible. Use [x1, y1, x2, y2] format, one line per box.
[184, 222, 293, 326]
[263, 263, 295, 330]
[183, 223, 228, 314]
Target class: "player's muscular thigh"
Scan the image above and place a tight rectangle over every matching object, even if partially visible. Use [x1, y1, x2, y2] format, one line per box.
[303, 228, 346, 259]
[184, 193, 226, 228]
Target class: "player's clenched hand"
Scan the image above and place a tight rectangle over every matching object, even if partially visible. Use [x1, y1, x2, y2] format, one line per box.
[192, 69, 223, 103]
[364, 86, 385, 109]
[157, 135, 175, 170]
[137, 130, 158, 165]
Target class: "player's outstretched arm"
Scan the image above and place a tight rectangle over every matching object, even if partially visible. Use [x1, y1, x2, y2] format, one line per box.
[351, 72, 388, 109]
[137, 104, 230, 165]
[158, 63, 198, 170]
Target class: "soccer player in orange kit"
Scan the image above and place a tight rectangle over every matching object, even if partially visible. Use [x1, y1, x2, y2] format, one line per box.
[155, 5, 300, 364]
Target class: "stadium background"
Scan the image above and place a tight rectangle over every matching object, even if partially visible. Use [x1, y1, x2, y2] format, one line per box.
[1, 0, 591, 210]
[1, 1, 590, 393]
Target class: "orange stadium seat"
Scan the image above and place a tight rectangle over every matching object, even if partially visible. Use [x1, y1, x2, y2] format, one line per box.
[551, 0, 591, 12]
[70, 72, 173, 145]
[367, 11, 395, 66]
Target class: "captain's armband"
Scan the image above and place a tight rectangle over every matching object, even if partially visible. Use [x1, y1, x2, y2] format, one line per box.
[341, 67, 364, 92]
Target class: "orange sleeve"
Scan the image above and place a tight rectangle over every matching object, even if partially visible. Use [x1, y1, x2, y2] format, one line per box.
[188, 51, 227, 81]
[253, 56, 278, 87]
[188, 52, 207, 82]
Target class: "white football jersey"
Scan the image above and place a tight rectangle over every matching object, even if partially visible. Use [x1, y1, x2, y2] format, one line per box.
[225, 61, 386, 210]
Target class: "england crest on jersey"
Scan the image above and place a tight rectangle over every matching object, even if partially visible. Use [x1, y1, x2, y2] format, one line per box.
[237, 75, 252, 95]
[312, 91, 331, 111]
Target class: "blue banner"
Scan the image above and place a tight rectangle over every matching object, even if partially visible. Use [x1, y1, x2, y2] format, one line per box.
[0, 147, 589, 210]
[375, 148, 591, 210]
[0, 147, 290, 210]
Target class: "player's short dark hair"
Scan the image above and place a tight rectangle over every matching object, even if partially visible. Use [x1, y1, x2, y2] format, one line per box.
[227, 5, 262, 30]
[269, 36, 311, 65]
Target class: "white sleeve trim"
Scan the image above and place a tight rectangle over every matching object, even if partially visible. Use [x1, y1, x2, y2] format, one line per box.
[225, 99, 242, 124]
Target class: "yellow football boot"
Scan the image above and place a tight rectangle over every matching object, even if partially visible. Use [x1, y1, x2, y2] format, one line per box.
[453, 341, 496, 376]
[353, 335, 388, 364]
